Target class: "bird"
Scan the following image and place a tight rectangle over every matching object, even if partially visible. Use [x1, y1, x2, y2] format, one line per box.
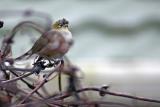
[15, 18, 73, 61]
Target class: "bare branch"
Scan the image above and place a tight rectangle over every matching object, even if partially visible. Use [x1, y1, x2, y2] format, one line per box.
[0, 72, 33, 85]
[19, 61, 61, 104]
[14, 100, 130, 107]
[0, 9, 52, 31]
[54, 87, 160, 104]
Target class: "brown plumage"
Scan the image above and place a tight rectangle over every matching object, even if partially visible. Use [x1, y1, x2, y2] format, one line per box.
[15, 18, 73, 61]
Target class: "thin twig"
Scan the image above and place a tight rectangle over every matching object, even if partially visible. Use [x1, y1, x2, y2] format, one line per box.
[3, 65, 38, 72]
[54, 87, 160, 104]
[0, 72, 33, 85]
[14, 100, 129, 107]
[8, 69, 45, 98]
[0, 60, 47, 85]
[19, 61, 61, 104]
[55, 100, 130, 107]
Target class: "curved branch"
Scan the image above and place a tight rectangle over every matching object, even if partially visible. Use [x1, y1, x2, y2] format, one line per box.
[9, 21, 45, 40]
[55, 87, 160, 104]
[1, 21, 45, 59]
[0, 9, 52, 31]
[14, 100, 130, 107]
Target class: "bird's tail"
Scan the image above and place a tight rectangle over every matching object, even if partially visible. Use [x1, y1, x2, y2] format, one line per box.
[14, 50, 32, 61]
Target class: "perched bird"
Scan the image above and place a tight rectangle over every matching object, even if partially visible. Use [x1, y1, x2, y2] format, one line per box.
[15, 18, 73, 61]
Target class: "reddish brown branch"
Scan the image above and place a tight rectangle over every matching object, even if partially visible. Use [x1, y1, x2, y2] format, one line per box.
[18, 86, 160, 106]
[8, 69, 45, 98]
[14, 100, 130, 107]
[0, 72, 33, 85]
[55, 100, 130, 107]
[19, 61, 61, 104]
[55, 87, 160, 104]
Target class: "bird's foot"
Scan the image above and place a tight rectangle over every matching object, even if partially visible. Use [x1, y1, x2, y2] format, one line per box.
[46, 62, 54, 67]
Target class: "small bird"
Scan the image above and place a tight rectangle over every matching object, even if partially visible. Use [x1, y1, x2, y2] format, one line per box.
[15, 18, 73, 61]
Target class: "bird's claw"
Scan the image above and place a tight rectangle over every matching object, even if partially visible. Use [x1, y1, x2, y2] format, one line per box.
[46, 62, 54, 67]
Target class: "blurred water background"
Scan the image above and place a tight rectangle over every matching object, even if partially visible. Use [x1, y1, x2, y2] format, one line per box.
[0, 0, 160, 106]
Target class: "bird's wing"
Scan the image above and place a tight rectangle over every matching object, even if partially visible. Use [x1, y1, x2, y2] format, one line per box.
[38, 31, 63, 53]
[31, 30, 62, 53]
[14, 33, 49, 61]
[31, 32, 49, 54]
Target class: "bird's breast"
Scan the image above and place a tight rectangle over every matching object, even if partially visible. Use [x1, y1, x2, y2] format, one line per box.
[61, 31, 73, 43]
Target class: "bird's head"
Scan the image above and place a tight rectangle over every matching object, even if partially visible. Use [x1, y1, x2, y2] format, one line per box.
[52, 18, 69, 29]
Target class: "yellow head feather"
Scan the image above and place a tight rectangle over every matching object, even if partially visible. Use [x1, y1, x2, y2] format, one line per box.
[52, 18, 69, 29]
